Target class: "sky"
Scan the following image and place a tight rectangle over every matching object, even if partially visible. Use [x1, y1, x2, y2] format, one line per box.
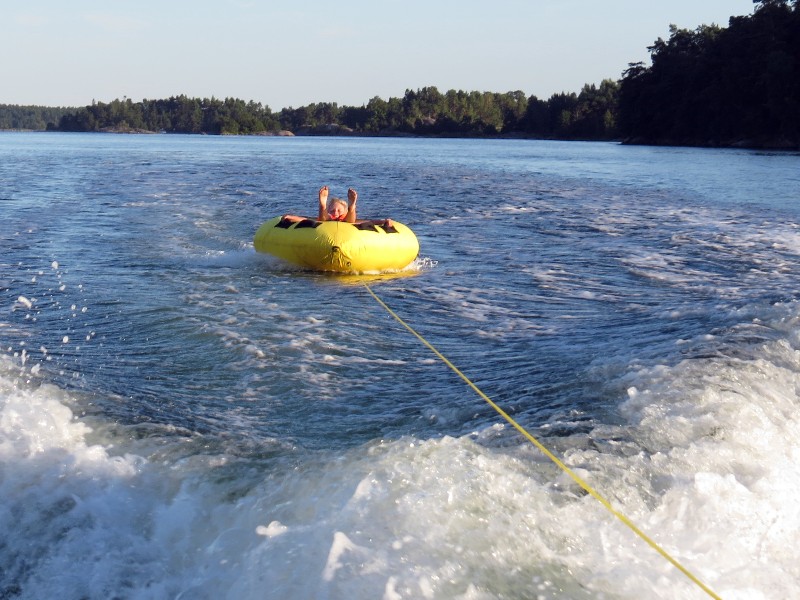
[2, 0, 757, 110]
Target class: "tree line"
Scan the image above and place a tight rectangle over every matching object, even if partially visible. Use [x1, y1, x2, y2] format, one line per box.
[55, 96, 279, 136]
[0, 83, 619, 140]
[1, 0, 797, 148]
[0, 104, 75, 131]
[278, 82, 618, 140]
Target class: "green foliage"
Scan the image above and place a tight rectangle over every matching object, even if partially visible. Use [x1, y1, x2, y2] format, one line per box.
[38, 84, 618, 140]
[0, 104, 75, 130]
[279, 86, 619, 139]
[619, 0, 800, 146]
[56, 96, 278, 134]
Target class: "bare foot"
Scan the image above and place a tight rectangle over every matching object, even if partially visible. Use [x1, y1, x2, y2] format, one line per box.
[318, 186, 329, 220]
[347, 188, 357, 208]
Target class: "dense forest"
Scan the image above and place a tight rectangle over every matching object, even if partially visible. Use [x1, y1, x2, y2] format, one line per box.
[618, 0, 799, 147]
[1, 0, 797, 148]
[0, 104, 75, 131]
[20, 83, 617, 140]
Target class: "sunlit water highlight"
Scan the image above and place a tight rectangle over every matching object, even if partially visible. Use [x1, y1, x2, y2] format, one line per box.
[2, 133, 800, 599]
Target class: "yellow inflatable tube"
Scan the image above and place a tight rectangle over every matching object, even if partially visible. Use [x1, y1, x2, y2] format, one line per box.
[254, 216, 419, 273]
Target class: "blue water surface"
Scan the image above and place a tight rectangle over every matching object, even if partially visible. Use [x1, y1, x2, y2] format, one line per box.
[2, 132, 799, 599]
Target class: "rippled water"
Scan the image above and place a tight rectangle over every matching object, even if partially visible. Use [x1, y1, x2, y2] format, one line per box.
[2, 132, 800, 599]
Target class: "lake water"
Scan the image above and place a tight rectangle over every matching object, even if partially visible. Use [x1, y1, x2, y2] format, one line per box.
[2, 132, 800, 599]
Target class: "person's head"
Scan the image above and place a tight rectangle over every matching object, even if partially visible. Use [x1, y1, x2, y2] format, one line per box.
[327, 197, 348, 221]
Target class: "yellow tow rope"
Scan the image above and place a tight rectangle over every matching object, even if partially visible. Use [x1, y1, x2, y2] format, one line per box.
[364, 283, 722, 600]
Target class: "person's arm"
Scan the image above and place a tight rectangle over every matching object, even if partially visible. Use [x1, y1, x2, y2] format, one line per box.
[354, 218, 396, 230]
[370, 219, 394, 228]
[345, 188, 357, 223]
[281, 214, 305, 223]
[318, 185, 329, 221]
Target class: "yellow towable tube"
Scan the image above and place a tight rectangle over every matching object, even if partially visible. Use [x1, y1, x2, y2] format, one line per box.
[254, 216, 419, 273]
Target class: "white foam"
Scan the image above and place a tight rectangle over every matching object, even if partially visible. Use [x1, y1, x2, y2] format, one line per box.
[255, 521, 288, 538]
[15, 296, 33, 310]
[2, 311, 800, 598]
[0, 358, 165, 598]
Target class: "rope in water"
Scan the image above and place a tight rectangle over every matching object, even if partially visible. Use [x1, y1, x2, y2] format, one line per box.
[363, 283, 722, 600]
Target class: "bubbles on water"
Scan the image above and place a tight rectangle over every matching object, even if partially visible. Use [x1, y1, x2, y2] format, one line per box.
[412, 256, 438, 271]
[14, 296, 33, 310]
[255, 521, 288, 538]
[3, 257, 97, 381]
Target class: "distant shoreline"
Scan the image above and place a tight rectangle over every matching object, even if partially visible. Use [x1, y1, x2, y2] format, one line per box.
[3, 127, 797, 151]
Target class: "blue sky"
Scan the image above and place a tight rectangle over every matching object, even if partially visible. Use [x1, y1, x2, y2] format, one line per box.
[2, 0, 756, 109]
